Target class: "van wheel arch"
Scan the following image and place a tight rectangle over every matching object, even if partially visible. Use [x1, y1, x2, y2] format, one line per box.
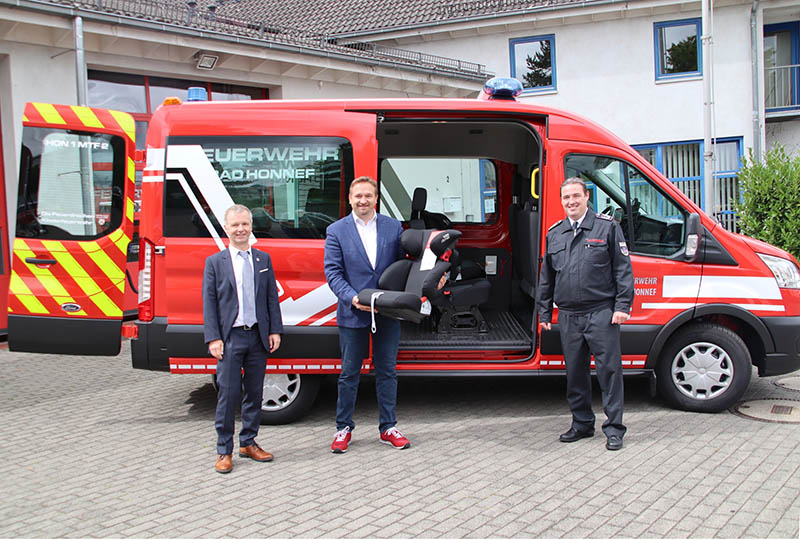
[646, 304, 771, 370]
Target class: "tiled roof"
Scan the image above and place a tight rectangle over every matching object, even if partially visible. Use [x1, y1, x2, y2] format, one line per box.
[35, 0, 496, 80]
[166, 0, 589, 36]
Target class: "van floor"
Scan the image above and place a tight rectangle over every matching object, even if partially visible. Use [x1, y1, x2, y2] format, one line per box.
[398, 311, 531, 351]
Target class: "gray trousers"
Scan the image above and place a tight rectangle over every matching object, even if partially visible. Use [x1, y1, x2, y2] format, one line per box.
[558, 308, 626, 438]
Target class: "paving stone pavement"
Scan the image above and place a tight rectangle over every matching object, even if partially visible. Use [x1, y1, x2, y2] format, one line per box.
[1, 340, 798, 538]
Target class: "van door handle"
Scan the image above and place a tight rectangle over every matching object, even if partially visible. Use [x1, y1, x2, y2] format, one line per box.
[25, 257, 57, 265]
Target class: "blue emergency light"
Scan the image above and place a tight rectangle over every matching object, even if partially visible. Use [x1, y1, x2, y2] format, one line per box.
[482, 77, 523, 100]
[187, 87, 208, 102]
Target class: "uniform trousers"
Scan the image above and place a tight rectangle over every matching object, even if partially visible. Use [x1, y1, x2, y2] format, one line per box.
[558, 307, 626, 438]
[336, 316, 401, 433]
[214, 325, 268, 455]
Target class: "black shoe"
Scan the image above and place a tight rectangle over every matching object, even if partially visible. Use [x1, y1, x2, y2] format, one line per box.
[606, 435, 623, 451]
[559, 427, 594, 443]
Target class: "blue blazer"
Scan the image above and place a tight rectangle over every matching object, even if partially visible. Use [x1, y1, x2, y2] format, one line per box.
[203, 247, 283, 351]
[324, 213, 404, 328]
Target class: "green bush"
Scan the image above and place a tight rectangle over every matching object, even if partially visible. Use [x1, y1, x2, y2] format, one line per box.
[736, 144, 800, 261]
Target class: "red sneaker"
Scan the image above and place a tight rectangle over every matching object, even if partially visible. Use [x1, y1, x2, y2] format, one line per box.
[380, 427, 411, 449]
[331, 426, 351, 453]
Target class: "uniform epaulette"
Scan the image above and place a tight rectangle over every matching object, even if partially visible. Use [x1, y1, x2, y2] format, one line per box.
[548, 219, 563, 231]
[596, 213, 613, 221]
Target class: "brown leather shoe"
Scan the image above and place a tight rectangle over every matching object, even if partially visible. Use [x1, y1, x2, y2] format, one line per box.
[215, 454, 232, 474]
[239, 443, 274, 462]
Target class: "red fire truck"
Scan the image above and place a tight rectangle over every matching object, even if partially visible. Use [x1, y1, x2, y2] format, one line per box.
[10, 80, 800, 423]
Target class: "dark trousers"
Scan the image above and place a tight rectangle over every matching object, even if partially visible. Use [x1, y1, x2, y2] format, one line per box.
[558, 308, 626, 438]
[215, 326, 268, 455]
[336, 316, 401, 433]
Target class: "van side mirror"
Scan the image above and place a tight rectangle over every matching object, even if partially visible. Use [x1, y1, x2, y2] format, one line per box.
[685, 213, 701, 262]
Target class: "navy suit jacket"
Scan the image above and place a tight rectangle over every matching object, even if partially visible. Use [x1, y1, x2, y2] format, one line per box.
[203, 247, 283, 352]
[324, 213, 404, 328]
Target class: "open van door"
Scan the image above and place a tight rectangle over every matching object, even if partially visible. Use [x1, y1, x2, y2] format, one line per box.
[9, 103, 136, 355]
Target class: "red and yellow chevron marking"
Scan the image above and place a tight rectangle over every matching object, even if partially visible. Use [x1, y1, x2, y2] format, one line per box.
[24, 103, 135, 147]
[9, 237, 125, 318]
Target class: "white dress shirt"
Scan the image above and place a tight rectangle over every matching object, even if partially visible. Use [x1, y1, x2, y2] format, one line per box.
[229, 245, 255, 327]
[353, 212, 378, 268]
[569, 210, 588, 234]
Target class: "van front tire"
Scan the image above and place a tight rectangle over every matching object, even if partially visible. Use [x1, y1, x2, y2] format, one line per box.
[656, 323, 751, 413]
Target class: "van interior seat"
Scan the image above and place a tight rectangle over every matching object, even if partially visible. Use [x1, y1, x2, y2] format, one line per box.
[357, 228, 460, 323]
[410, 187, 485, 281]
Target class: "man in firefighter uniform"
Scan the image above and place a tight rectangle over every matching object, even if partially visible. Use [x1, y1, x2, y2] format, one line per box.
[537, 177, 634, 451]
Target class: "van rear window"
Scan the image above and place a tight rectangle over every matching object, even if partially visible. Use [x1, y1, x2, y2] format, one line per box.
[163, 136, 353, 239]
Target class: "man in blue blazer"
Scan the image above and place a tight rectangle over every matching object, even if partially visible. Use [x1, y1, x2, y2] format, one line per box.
[324, 176, 411, 453]
[203, 204, 283, 474]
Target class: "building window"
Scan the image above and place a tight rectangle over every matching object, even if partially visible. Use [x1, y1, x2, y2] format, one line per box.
[654, 19, 702, 80]
[633, 138, 742, 231]
[764, 22, 800, 112]
[509, 35, 556, 93]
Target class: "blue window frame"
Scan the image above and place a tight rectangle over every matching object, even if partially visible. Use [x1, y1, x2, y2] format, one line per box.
[654, 19, 702, 81]
[764, 22, 800, 112]
[633, 137, 743, 231]
[509, 35, 557, 93]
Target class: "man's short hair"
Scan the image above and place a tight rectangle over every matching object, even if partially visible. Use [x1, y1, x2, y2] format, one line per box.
[349, 176, 378, 195]
[224, 204, 253, 225]
[561, 177, 589, 195]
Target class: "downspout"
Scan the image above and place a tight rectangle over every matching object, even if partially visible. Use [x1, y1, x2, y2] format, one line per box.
[750, 0, 762, 161]
[701, 0, 715, 217]
[74, 16, 88, 106]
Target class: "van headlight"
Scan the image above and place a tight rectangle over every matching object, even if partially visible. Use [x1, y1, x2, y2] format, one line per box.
[758, 253, 800, 289]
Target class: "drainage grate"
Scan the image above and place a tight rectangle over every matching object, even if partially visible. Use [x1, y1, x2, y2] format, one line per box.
[731, 399, 800, 424]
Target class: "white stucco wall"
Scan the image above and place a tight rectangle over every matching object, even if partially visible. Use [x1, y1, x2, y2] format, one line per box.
[766, 119, 800, 155]
[377, 4, 758, 151]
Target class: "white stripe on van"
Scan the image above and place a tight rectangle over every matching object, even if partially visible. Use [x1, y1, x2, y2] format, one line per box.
[664, 275, 781, 299]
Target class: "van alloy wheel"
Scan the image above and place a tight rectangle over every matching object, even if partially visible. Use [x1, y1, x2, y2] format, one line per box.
[259, 374, 321, 424]
[263, 373, 301, 412]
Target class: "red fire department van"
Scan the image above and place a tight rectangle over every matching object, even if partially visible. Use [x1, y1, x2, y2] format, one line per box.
[10, 79, 800, 423]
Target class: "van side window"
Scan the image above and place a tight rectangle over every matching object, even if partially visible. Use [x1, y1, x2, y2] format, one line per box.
[17, 127, 125, 240]
[164, 136, 353, 239]
[378, 158, 498, 224]
[565, 154, 687, 257]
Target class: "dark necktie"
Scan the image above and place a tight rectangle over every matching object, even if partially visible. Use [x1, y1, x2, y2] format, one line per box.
[572, 221, 579, 236]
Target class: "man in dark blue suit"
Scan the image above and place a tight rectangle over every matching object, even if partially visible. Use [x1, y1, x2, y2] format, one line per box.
[203, 204, 283, 474]
[324, 176, 410, 453]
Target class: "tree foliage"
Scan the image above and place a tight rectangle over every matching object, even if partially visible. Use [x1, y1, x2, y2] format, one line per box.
[664, 35, 697, 73]
[736, 144, 800, 260]
[523, 40, 552, 88]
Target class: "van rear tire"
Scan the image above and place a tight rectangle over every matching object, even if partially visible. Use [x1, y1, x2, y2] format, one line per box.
[656, 323, 751, 412]
[260, 373, 321, 424]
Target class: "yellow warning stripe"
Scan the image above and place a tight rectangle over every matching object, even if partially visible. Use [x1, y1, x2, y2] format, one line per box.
[12, 239, 87, 315]
[128, 157, 136, 184]
[22, 114, 29, 123]
[79, 241, 125, 294]
[32, 103, 66, 125]
[126, 198, 135, 223]
[41, 240, 122, 317]
[108, 229, 131, 256]
[109, 109, 136, 144]
[71, 106, 104, 129]
[9, 272, 48, 314]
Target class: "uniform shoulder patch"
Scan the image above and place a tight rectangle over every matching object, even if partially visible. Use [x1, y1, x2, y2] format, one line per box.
[596, 213, 613, 221]
[548, 219, 563, 231]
